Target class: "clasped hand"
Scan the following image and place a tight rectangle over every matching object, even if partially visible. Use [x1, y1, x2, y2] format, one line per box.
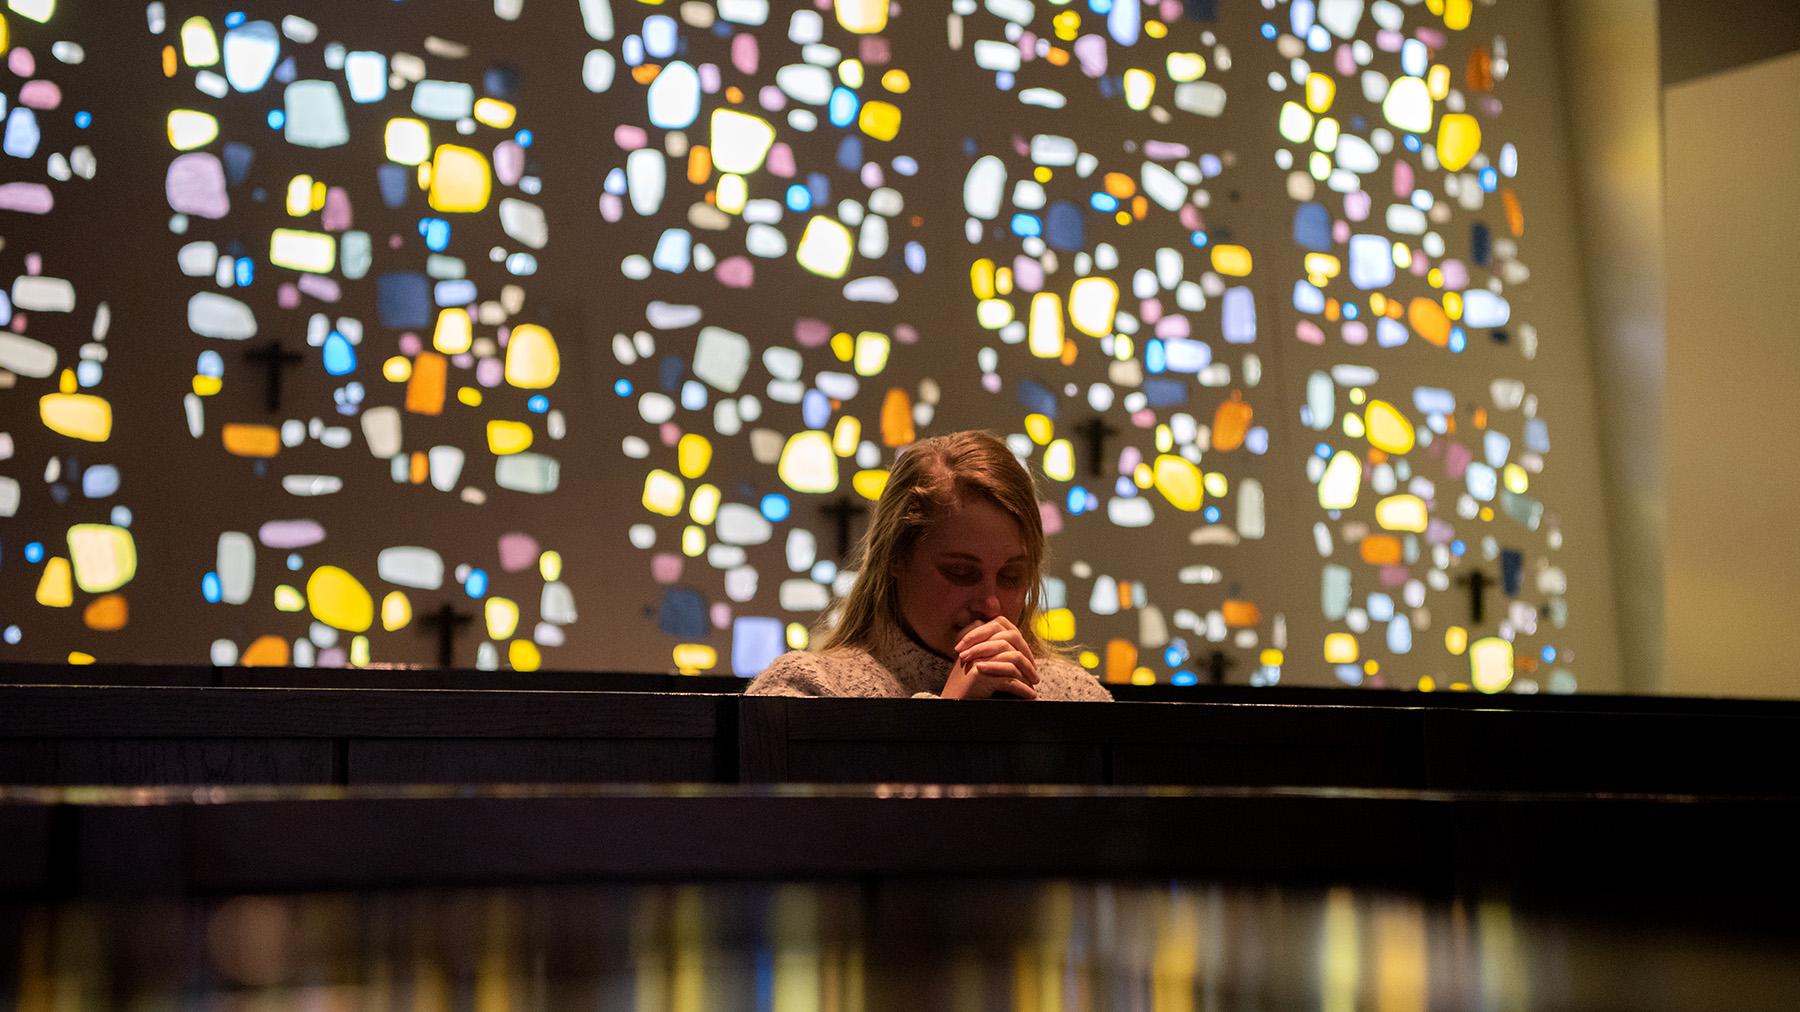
[940, 616, 1041, 700]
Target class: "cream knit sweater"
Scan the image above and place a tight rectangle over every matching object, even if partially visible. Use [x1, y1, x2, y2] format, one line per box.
[745, 621, 1114, 701]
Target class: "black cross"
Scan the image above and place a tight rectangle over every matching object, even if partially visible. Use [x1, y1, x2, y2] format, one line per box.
[418, 602, 473, 669]
[1204, 649, 1236, 686]
[820, 495, 867, 560]
[1073, 416, 1119, 476]
[243, 339, 304, 412]
[1458, 569, 1494, 626]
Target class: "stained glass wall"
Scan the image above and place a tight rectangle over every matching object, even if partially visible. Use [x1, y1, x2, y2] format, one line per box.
[0, 0, 1621, 692]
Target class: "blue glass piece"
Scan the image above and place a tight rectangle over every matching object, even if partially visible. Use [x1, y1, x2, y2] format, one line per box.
[828, 87, 859, 128]
[614, 379, 633, 396]
[434, 279, 476, 306]
[421, 217, 451, 251]
[322, 332, 356, 375]
[234, 258, 254, 286]
[1501, 549, 1524, 596]
[806, 172, 830, 207]
[1221, 287, 1257, 343]
[375, 272, 431, 329]
[1145, 338, 1167, 373]
[3, 108, 41, 159]
[1016, 379, 1057, 418]
[1009, 213, 1042, 238]
[760, 494, 791, 522]
[657, 587, 709, 639]
[785, 184, 811, 212]
[801, 389, 831, 429]
[222, 142, 255, 185]
[74, 110, 92, 128]
[659, 354, 685, 392]
[731, 616, 786, 677]
[836, 134, 862, 172]
[1293, 201, 1332, 250]
[1045, 201, 1085, 251]
[202, 572, 223, 603]
[25, 541, 45, 564]
[377, 164, 411, 208]
[1171, 670, 1197, 686]
[1089, 192, 1118, 213]
[1143, 377, 1188, 407]
[465, 568, 489, 598]
[484, 64, 520, 100]
[1471, 223, 1491, 266]
[82, 465, 120, 499]
[527, 394, 549, 413]
[265, 109, 284, 130]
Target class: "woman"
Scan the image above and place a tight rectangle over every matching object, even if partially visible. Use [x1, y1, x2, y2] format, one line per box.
[747, 430, 1113, 701]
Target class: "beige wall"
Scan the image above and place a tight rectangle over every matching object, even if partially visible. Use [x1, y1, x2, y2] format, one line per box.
[1664, 51, 1800, 697]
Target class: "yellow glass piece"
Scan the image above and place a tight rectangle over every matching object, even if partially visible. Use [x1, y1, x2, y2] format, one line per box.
[1303, 252, 1340, 280]
[1323, 633, 1359, 664]
[1313, 116, 1340, 153]
[1024, 413, 1054, 446]
[430, 309, 474, 357]
[381, 590, 412, 632]
[689, 483, 721, 524]
[858, 100, 901, 141]
[427, 144, 492, 213]
[1131, 667, 1157, 686]
[1210, 244, 1253, 278]
[167, 109, 218, 150]
[1132, 463, 1152, 489]
[1122, 68, 1155, 111]
[192, 375, 222, 396]
[1443, 0, 1472, 29]
[1503, 463, 1529, 494]
[1166, 52, 1205, 81]
[643, 469, 686, 516]
[709, 108, 777, 173]
[1375, 494, 1429, 533]
[678, 433, 713, 479]
[830, 331, 855, 362]
[1305, 73, 1336, 113]
[310, 180, 326, 211]
[1309, 150, 1332, 180]
[715, 172, 747, 214]
[1068, 276, 1119, 337]
[1443, 292, 1462, 320]
[881, 69, 910, 93]
[833, 0, 887, 33]
[1318, 450, 1362, 510]
[1043, 439, 1075, 482]
[539, 551, 563, 581]
[1261, 649, 1284, 667]
[284, 174, 313, 216]
[484, 597, 520, 640]
[66, 524, 137, 593]
[350, 635, 370, 668]
[1278, 101, 1314, 144]
[382, 356, 413, 383]
[40, 389, 112, 442]
[796, 216, 854, 278]
[970, 258, 995, 299]
[68, 651, 95, 665]
[472, 97, 517, 129]
[1053, 10, 1080, 41]
[1203, 471, 1228, 498]
[786, 623, 810, 650]
[1077, 650, 1099, 669]
[852, 468, 889, 501]
[1435, 113, 1481, 172]
[1028, 291, 1065, 359]
[274, 584, 305, 612]
[1152, 454, 1204, 511]
[1034, 608, 1076, 642]
[994, 267, 1013, 296]
[1480, 506, 1494, 522]
[35, 556, 72, 607]
[1382, 76, 1434, 133]
[1364, 400, 1416, 454]
[269, 228, 335, 273]
[778, 430, 839, 493]
[1427, 63, 1451, 100]
[1343, 413, 1367, 439]
[1445, 626, 1469, 655]
[9, 1, 54, 26]
[1418, 675, 1436, 692]
[306, 566, 373, 633]
[180, 15, 218, 67]
[1470, 637, 1514, 693]
[487, 420, 534, 455]
[384, 118, 431, 165]
[975, 298, 1013, 330]
[852, 331, 890, 376]
[832, 416, 861, 457]
[504, 324, 560, 388]
[509, 640, 542, 672]
[673, 643, 718, 674]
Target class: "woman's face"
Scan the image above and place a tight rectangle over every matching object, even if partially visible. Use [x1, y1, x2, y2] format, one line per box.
[891, 496, 1031, 657]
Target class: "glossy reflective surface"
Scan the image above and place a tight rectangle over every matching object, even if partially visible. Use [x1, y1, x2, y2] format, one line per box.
[3, 878, 1795, 1010]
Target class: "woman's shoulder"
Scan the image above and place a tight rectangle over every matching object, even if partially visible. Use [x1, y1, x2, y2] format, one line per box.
[743, 645, 886, 696]
[1036, 650, 1115, 702]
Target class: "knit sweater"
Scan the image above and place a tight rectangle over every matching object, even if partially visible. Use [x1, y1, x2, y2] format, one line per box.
[745, 622, 1114, 701]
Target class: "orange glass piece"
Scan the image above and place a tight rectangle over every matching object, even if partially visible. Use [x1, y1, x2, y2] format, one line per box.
[687, 146, 711, 184]
[1104, 638, 1138, 684]
[1408, 297, 1452, 346]
[83, 594, 128, 631]
[241, 634, 291, 667]
[879, 387, 915, 447]
[1103, 172, 1136, 198]
[1212, 390, 1253, 451]
[221, 423, 280, 457]
[1360, 534, 1404, 566]
[1502, 188, 1525, 237]
[406, 351, 447, 415]
[1221, 599, 1262, 628]
[1466, 47, 1494, 92]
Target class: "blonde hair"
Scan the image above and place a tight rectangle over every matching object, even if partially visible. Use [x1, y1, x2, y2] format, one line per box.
[817, 430, 1060, 656]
